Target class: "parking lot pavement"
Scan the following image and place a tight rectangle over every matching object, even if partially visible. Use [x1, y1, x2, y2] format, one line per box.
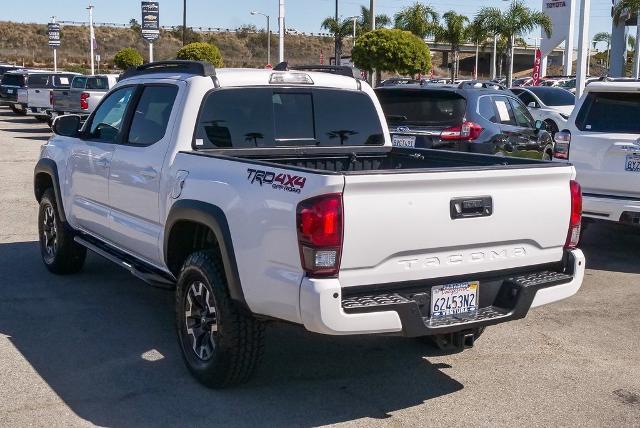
[0, 106, 638, 427]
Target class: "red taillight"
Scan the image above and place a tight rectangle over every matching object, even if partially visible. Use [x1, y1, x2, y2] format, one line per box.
[80, 92, 89, 110]
[565, 180, 582, 249]
[554, 130, 571, 160]
[441, 121, 483, 141]
[297, 193, 343, 277]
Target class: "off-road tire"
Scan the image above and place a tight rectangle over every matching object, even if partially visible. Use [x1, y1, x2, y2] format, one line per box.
[176, 250, 265, 388]
[10, 105, 26, 116]
[38, 189, 86, 274]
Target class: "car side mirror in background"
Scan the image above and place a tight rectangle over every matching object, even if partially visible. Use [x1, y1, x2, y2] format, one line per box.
[52, 115, 81, 138]
[534, 120, 546, 132]
[528, 101, 538, 109]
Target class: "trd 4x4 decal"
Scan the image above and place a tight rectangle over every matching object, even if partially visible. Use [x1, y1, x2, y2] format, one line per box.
[247, 169, 306, 194]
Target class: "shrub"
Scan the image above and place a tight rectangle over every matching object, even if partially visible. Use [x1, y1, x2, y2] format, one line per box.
[113, 47, 144, 70]
[352, 28, 431, 76]
[175, 42, 224, 67]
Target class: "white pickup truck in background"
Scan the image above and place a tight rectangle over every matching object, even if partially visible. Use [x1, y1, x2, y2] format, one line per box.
[51, 74, 119, 119]
[25, 72, 79, 122]
[35, 61, 585, 388]
[554, 81, 640, 228]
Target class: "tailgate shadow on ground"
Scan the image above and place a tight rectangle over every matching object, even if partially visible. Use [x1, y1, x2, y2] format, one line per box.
[0, 241, 463, 427]
[580, 222, 640, 274]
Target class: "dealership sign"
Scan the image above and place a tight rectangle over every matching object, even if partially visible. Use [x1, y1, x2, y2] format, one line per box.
[48, 23, 61, 48]
[141, 1, 160, 42]
[539, 0, 575, 58]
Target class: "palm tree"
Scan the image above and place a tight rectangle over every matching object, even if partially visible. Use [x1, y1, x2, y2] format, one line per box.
[394, 2, 439, 39]
[434, 12, 469, 81]
[468, 20, 491, 79]
[358, 5, 390, 35]
[321, 17, 354, 65]
[593, 32, 611, 70]
[613, 0, 640, 76]
[476, 0, 552, 87]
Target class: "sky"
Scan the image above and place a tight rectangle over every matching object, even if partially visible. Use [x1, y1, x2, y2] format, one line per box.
[1, 0, 617, 48]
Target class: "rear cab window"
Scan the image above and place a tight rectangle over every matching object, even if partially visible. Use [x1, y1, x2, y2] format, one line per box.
[72, 77, 87, 89]
[575, 92, 640, 133]
[193, 88, 384, 149]
[1, 73, 26, 87]
[27, 74, 49, 88]
[51, 75, 74, 88]
[376, 89, 466, 127]
[86, 77, 109, 90]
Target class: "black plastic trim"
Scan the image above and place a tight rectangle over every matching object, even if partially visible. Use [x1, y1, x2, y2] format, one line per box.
[33, 158, 67, 223]
[583, 192, 640, 202]
[164, 200, 248, 309]
[120, 60, 216, 80]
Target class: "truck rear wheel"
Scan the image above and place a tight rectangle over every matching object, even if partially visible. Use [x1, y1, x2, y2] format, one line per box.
[176, 251, 264, 388]
[10, 105, 26, 116]
[38, 189, 86, 274]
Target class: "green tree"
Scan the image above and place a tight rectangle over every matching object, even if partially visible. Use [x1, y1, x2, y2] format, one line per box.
[434, 12, 469, 80]
[476, 0, 552, 86]
[393, 2, 439, 39]
[321, 17, 354, 64]
[176, 42, 224, 66]
[113, 47, 144, 70]
[352, 28, 431, 77]
[357, 5, 391, 35]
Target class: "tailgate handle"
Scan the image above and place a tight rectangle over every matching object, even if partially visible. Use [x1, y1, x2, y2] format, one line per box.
[450, 197, 493, 219]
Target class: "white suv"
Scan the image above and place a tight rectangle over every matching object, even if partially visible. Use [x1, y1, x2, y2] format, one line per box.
[554, 81, 640, 227]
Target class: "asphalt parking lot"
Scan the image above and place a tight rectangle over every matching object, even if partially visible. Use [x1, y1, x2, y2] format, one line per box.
[0, 106, 638, 427]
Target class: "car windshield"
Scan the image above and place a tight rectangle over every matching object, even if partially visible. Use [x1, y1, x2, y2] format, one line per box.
[528, 87, 575, 106]
[1, 73, 26, 87]
[376, 89, 466, 127]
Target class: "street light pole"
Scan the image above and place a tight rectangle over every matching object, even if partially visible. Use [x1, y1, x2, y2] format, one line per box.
[278, 0, 285, 62]
[182, 0, 187, 46]
[370, 0, 376, 86]
[575, 0, 591, 99]
[251, 11, 271, 66]
[334, 0, 339, 64]
[348, 16, 358, 45]
[51, 16, 57, 73]
[87, 4, 95, 75]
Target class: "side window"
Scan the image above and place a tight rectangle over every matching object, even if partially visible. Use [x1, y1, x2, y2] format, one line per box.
[478, 96, 498, 123]
[127, 85, 179, 146]
[72, 77, 87, 89]
[515, 91, 535, 107]
[493, 96, 517, 126]
[508, 97, 535, 128]
[88, 86, 136, 143]
[194, 88, 273, 149]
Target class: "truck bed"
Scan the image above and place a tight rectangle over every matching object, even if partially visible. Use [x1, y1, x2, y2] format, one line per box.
[186, 146, 564, 175]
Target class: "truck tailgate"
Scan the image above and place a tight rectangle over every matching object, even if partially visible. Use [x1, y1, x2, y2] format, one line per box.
[339, 165, 575, 287]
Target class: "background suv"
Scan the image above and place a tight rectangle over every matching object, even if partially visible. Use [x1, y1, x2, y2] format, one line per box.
[376, 82, 554, 160]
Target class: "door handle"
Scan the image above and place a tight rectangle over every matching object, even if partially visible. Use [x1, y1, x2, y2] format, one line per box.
[35, 90, 40, 93]
[95, 157, 110, 168]
[140, 168, 158, 179]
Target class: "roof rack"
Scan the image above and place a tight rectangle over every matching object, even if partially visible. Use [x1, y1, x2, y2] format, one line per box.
[457, 81, 507, 90]
[119, 60, 216, 80]
[289, 64, 361, 78]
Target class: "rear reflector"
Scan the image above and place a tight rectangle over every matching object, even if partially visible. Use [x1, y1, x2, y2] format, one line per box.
[441, 121, 483, 141]
[565, 180, 582, 249]
[554, 130, 571, 160]
[297, 194, 342, 277]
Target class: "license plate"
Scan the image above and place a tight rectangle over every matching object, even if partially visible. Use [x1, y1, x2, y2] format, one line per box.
[392, 135, 416, 148]
[430, 281, 479, 318]
[625, 154, 640, 172]
[7, 89, 14, 94]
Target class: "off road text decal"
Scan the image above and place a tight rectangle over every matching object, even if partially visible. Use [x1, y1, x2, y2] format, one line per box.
[247, 169, 306, 194]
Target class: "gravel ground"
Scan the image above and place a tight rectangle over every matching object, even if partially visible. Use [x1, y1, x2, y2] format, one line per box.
[0, 106, 638, 427]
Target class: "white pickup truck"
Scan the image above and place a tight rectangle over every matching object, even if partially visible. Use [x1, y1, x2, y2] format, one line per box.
[554, 81, 640, 227]
[35, 61, 585, 388]
[25, 72, 79, 122]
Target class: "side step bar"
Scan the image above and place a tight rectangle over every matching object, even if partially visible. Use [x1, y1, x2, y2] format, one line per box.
[74, 236, 176, 289]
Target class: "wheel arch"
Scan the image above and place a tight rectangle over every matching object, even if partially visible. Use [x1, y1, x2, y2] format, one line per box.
[34, 158, 67, 223]
[164, 200, 248, 309]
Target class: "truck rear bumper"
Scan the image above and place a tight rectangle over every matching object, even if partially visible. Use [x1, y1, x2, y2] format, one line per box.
[583, 194, 640, 225]
[299, 249, 585, 336]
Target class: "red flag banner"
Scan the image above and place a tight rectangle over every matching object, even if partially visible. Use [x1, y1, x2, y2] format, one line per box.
[532, 49, 542, 86]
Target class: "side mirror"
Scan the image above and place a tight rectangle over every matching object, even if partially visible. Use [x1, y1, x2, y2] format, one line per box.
[52, 115, 81, 138]
[534, 120, 546, 131]
[528, 101, 538, 108]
